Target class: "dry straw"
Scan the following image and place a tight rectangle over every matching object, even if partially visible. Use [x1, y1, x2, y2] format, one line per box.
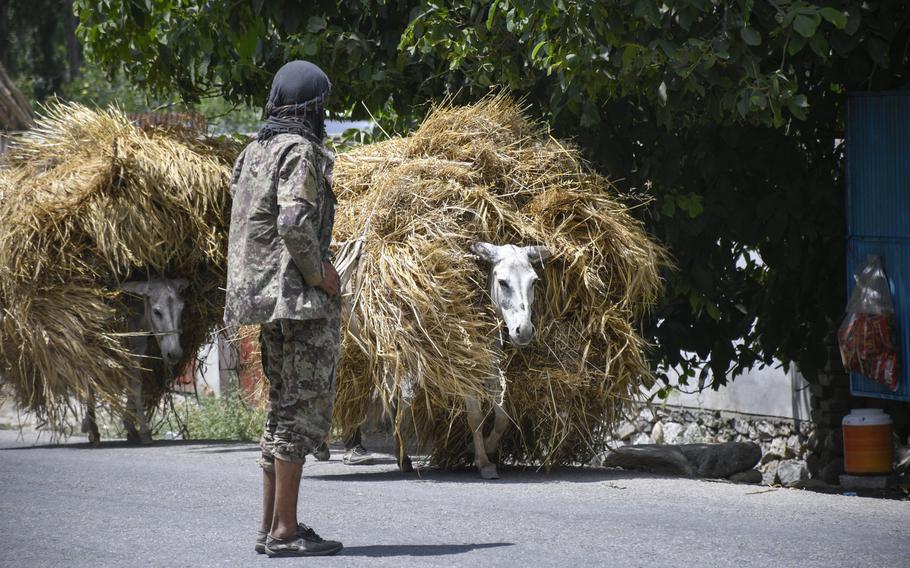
[328, 94, 668, 467]
[0, 103, 238, 431]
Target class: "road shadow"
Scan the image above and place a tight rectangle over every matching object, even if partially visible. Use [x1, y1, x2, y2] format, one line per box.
[0, 437, 257, 452]
[339, 542, 514, 557]
[306, 463, 679, 485]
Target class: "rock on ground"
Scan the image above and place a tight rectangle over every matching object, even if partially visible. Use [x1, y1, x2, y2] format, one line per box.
[599, 445, 695, 477]
[727, 469, 763, 484]
[600, 442, 762, 480]
[760, 460, 780, 486]
[676, 442, 762, 479]
[776, 459, 808, 487]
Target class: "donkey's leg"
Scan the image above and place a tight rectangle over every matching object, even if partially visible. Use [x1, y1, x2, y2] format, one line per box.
[395, 432, 413, 473]
[483, 402, 509, 456]
[344, 426, 362, 451]
[81, 390, 101, 446]
[465, 396, 498, 479]
[390, 400, 413, 473]
[128, 371, 152, 444]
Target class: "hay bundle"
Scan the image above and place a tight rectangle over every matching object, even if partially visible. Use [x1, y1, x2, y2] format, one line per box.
[331, 95, 667, 467]
[0, 103, 238, 431]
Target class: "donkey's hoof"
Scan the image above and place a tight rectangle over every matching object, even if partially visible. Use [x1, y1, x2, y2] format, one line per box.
[399, 457, 414, 473]
[479, 464, 500, 480]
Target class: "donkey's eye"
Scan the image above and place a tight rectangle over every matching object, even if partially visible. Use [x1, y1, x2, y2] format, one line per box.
[498, 279, 510, 289]
[153, 308, 162, 318]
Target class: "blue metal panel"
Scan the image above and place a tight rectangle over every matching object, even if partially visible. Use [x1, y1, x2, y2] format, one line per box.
[846, 93, 910, 240]
[846, 237, 910, 401]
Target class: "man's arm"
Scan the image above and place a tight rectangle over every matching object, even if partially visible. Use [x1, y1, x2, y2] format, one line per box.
[276, 144, 324, 287]
[229, 147, 247, 197]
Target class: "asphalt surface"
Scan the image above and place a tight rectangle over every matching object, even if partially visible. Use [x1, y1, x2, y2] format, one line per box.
[1, 429, 908, 568]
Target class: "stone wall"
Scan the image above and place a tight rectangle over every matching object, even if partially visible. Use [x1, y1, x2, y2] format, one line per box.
[610, 403, 814, 485]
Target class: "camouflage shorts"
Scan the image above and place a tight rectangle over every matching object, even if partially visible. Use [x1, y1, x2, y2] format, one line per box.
[258, 313, 340, 467]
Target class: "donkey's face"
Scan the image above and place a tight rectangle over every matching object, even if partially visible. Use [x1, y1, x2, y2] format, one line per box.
[121, 277, 188, 368]
[472, 242, 551, 346]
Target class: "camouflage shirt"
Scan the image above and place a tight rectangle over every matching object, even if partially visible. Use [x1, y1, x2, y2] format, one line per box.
[224, 133, 337, 325]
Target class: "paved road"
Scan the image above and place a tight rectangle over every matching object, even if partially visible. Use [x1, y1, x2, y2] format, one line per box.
[1, 429, 908, 568]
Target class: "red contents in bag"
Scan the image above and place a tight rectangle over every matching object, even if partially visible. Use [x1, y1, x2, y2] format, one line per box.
[838, 313, 900, 390]
[837, 256, 901, 391]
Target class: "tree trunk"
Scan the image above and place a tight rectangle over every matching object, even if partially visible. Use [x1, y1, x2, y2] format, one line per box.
[66, 0, 82, 82]
[0, 62, 33, 131]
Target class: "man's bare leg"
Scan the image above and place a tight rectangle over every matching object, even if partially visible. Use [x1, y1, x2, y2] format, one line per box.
[261, 469, 276, 534]
[270, 459, 303, 539]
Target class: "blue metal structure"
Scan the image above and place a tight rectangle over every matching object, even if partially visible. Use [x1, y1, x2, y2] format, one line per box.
[846, 91, 910, 401]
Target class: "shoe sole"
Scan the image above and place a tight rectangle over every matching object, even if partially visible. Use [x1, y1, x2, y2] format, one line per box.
[255, 545, 265, 555]
[266, 544, 343, 557]
[343, 456, 376, 465]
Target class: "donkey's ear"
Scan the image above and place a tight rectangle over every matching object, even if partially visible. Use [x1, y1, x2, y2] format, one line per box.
[173, 278, 189, 293]
[470, 241, 500, 264]
[119, 281, 150, 296]
[524, 246, 552, 264]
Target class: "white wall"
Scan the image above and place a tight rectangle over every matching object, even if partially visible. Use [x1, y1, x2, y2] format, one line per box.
[646, 364, 811, 420]
[191, 333, 241, 397]
[193, 335, 223, 396]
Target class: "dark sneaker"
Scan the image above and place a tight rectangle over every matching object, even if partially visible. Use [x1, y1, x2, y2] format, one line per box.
[313, 442, 331, 461]
[265, 524, 343, 557]
[343, 444, 376, 465]
[255, 530, 267, 554]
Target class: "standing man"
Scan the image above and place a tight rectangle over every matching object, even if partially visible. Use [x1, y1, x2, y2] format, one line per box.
[224, 60, 343, 557]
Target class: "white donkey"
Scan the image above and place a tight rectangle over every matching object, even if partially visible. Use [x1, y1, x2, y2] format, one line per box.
[464, 242, 550, 479]
[337, 240, 550, 478]
[83, 277, 187, 445]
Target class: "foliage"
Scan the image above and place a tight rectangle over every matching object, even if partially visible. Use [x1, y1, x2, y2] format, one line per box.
[59, 63, 263, 133]
[75, 1, 910, 386]
[0, 0, 260, 131]
[0, 0, 82, 102]
[59, 62, 152, 110]
[170, 392, 266, 442]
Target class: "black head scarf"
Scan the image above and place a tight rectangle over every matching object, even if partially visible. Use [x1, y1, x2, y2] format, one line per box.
[258, 60, 331, 142]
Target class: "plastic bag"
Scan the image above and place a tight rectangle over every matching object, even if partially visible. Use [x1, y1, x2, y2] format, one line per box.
[837, 256, 900, 390]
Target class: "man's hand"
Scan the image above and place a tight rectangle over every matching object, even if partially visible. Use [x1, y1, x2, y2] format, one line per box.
[319, 261, 340, 297]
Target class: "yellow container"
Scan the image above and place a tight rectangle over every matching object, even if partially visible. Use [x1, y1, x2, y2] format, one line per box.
[842, 409, 893, 474]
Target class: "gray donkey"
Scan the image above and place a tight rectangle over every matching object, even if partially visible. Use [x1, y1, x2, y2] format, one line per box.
[83, 277, 188, 445]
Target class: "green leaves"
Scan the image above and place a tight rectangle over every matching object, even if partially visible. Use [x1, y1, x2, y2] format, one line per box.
[819, 7, 848, 30]
[486, 0, 501, 30]
[661, 192, 704, 218]
[306, 16, 327, 34]
[71, 0, 910, 389]
[786, 94, 809, 120]
[677, 193, 704, 218]
[740, 27, 761, 46]
[236, 28, 258, 60]
[793, 14, 820, 38]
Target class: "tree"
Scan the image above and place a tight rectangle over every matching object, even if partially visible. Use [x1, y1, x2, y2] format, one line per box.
[75, 1, 910, 386]
[1, 0, 83, 102]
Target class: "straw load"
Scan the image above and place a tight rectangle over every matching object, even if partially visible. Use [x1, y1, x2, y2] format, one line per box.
[0, 103, 238, 432]
[328, 95, 668, 467]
